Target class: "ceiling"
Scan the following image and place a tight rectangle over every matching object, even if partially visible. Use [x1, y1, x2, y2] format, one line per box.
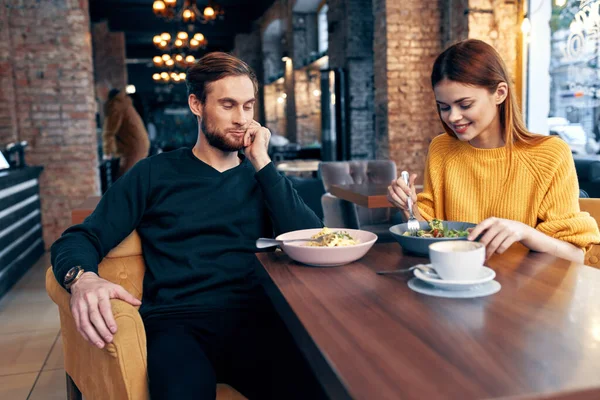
[89, 0, 277, 104]
[89, 0, 278, 59]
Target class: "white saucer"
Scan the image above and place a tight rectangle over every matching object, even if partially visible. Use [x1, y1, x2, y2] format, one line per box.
[414, 265, 496, 291]
[408, 278, 501, 299]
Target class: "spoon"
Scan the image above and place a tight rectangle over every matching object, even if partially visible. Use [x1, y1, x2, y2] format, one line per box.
[256, 236, 326, 249]
[376, 264, 439, 277]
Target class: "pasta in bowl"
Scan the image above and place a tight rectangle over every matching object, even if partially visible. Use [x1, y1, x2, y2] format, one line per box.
[306, 227, 360, 247]
[275, 228, 378, 267]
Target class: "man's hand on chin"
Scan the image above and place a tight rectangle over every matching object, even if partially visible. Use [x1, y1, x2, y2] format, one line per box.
[243, 120, 272, 171]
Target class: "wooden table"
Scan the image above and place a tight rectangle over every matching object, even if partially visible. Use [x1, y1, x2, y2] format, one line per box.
[256, 244, 600, 400]
[329, 183, 393, 208]
[276, 160, 321, 178]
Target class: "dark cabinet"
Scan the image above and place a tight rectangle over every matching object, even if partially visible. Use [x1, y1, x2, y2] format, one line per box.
[0, 166, 44, 299]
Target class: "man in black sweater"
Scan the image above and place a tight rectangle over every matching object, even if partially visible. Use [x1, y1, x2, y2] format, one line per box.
[51, 52, 324, 399]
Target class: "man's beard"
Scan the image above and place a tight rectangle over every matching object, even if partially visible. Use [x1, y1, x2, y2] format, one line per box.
[201, 116, 244, 152]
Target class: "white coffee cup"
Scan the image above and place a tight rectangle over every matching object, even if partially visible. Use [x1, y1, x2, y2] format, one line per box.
[428, 241, 485, 281]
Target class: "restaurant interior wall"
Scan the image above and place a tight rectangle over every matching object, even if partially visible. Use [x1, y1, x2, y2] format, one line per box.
[0, 5, 17, 145]
[0, 0, 99, 247]
[232, 29, 267, 125]
[294, 67, 322, 146]
[92, 21, 128, 104]
[264, 80, 287, 137]
[327, 0, 376, 160]
[382, 0, 521, 182]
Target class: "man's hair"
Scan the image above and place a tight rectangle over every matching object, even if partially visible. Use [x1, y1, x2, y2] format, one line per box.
[186, 52, 258, 104]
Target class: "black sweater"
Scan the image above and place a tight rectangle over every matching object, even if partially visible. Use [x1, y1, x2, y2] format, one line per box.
[51, 149, 323, 318]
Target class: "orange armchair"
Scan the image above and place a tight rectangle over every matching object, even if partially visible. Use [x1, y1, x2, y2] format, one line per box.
[46, 228, 247, 400]
[580, 198, 600, 269]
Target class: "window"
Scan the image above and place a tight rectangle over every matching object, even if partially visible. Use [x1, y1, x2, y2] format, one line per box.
[527, 0, 600, 155]
[318, 4, 328, 55]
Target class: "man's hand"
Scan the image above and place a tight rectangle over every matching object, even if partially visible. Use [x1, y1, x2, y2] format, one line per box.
[69, 272, 142, 348]
[243, 120, 272, 171]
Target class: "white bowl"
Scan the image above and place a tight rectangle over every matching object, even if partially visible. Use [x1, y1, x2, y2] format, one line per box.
[275, 228, 378, 267]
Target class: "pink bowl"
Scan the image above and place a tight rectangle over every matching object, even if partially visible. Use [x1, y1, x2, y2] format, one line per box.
[275, 228, 378, 267]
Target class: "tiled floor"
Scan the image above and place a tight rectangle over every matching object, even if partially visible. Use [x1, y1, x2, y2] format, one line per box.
[0, 252, 68, 399]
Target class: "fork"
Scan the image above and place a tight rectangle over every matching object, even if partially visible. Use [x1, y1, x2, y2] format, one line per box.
[401, 170, 420, 236]
[256, 236, 327, 249]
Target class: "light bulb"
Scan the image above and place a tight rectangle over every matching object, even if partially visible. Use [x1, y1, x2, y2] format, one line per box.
[160, 72, 168, 79]
[161, 54, 171, 61]
[185, 55, 195, 63]
[153, 56, 163, 65]
[194, 33, 204, 41]
[153, 35, 162, 44]
[126, 85, 136, 94]
[190, 39, 199, 47]
[183, 9, 193, 19]
[152, 73, 161, 81]
[179, 72, 186, 79]
[175, 54, 183, 61]
[203, 6, 215, 17]
[153, 1, 166, 11]
[164, 0, 176, 6]
[177, 31, 188, 40]
[159, 41, 168, 48]
[160, 32, 171, 41]
[165, 59, 174, 66]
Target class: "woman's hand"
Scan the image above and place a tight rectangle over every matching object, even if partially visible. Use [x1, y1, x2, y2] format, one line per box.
[468, 217, 533, 259]
[387, 173, 422, 220]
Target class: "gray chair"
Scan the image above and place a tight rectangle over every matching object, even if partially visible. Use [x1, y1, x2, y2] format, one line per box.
[319, 160, 402, 241]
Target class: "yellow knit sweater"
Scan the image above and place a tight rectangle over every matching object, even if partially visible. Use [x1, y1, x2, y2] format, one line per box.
[417, 134, 600, 250]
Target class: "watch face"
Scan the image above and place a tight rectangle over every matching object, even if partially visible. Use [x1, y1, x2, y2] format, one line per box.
[65, 267, 80, 283]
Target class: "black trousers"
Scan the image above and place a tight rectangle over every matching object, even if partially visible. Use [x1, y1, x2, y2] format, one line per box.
[144, 300, 326, 400]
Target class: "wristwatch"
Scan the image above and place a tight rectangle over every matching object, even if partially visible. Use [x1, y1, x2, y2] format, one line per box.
[64, 266, 85, 290]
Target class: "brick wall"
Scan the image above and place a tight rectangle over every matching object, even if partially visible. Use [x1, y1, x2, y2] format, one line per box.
[373, 0, 389, 160]
[4, 0, 98, 247]
[294, 68, 321, 145]
[91, 21, 127, 92]
[0, 4, 17, 145]
[466, 0, 519, 82]
[328, 0, 376, 160]
[232, 29, 266, 124]
[381, 0, 444, 182]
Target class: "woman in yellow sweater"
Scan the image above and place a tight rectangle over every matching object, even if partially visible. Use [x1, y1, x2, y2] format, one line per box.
[387, 39, 600, 263]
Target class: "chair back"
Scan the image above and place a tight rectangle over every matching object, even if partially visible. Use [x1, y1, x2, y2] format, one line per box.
[319, 160, 397, 227]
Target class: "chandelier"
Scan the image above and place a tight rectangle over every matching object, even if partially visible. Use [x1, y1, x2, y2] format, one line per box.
[152, 0, 224, 24]
[152, 31, 207, 51]
[152, 53, 196, 84]
[153, 71, 187, 84]
[153, 53, 196, 69]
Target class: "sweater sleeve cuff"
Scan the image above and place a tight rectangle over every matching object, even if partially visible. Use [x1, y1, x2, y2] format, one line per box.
[254, 162, 283, 188]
